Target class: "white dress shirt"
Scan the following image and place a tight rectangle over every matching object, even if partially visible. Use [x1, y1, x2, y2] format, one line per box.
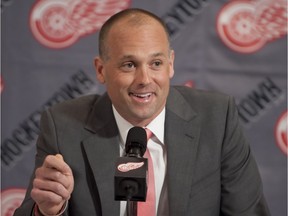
[112, 106, 167, 216]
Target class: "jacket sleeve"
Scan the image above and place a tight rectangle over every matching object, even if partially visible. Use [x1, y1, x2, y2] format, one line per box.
[220, 97, 270, 216]
[13, 109, 69, 216]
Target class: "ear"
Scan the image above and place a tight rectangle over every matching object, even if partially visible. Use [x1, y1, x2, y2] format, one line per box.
[169, 50, 175, 78]
[94, 57, 105, 84]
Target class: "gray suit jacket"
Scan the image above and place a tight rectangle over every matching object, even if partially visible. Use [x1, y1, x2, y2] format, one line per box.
[14, 86, 270, 216]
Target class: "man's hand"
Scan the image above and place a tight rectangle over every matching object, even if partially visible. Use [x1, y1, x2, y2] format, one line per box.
[31, 154, 74, 215]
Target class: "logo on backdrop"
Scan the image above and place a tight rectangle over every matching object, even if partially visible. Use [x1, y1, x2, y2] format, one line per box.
[275, 110, 287, 156]
[29, 0, 130, 49]
[217, 0, 287, 53]
[237, 77, 284, 125]
[0, 76, 4, 93]
[1, 70, 96, 170]
[1, 188, 26, 216]
[184, 80, 194, 88]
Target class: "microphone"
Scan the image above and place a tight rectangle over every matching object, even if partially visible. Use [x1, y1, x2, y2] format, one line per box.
[125, 126, 147, 158]
[114, 127, 148, 201]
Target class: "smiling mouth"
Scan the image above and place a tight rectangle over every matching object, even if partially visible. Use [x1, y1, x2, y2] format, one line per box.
[129, 92, 154, 101]
[130, 93, 152, 98]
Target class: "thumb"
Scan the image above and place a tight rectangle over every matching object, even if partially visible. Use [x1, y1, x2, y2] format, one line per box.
[55, 154, 63, 161]
[55, 154, 72, 176]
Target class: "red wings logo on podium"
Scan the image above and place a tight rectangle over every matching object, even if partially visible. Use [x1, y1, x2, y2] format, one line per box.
[118, 162, 144, 172]
[217, 0, 287, 53]
[29, 0, 130, 49]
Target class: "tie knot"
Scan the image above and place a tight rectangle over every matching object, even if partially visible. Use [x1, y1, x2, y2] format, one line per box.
[145, 128, 153, 140]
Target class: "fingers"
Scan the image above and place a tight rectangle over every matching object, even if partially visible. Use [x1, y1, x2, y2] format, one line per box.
[31, 187, 66, 216]
[31, 154, 74, 214]
[31, 187, 63, 205]
[35, 156, 73, 190]
[33, 178, 71, 200]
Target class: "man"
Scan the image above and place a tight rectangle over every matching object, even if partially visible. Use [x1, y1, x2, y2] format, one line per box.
[14, 8, 270, 216]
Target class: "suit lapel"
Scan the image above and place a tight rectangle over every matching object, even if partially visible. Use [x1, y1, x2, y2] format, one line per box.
[165, 87, 200, 215]
[82, 93, 120, 215]
[80, 88, 200, 215]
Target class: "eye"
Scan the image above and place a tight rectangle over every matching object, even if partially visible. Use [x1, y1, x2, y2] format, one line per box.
[154, 61, 161, 66]
[151, 60, 163, 69]
[121, 62, 136, 72]
[126, 62, 135, 68]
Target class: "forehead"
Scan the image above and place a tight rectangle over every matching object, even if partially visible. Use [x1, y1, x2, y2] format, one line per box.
[106, 18, 170, 55]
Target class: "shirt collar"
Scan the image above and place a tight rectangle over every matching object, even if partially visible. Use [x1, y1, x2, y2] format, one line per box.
[112, 105, 166, 149]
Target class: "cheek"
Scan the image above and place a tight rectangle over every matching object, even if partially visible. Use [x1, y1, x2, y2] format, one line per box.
[155, 71, 172, 87]
[107, 74, 133, 92]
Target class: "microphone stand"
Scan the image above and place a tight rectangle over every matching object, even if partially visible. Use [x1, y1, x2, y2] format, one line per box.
[125, 183, 138, 216]
[126, 200, 137, 216]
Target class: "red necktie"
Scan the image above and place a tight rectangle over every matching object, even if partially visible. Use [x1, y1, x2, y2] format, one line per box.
[138, 128, 156, 216]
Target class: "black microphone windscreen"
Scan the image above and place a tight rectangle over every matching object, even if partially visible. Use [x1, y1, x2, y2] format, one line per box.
[125, 127, 147, 157]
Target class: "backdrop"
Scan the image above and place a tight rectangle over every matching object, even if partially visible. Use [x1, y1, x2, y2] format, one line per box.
[1, 0, 287, 215]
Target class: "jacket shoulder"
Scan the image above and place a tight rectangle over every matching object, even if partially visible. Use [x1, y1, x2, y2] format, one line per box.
[43, 94, 101, 124]
[171, 86, 231, 108]
[48, 94, 99, 112]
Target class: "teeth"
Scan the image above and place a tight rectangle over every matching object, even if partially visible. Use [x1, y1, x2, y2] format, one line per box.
[133, 93, 152, 98]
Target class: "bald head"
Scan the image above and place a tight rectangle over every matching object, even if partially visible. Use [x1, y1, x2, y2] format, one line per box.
[98, 8, 170, 60]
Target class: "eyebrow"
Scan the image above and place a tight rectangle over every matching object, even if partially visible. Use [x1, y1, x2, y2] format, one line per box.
[119, 52, 167, 61]
[151, 52, 166, 58]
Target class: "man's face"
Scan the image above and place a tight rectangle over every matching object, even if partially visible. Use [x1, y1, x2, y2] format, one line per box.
[95, 19, 174, 126]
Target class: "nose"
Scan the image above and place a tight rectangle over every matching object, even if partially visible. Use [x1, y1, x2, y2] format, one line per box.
[135, 66, 151, 85]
